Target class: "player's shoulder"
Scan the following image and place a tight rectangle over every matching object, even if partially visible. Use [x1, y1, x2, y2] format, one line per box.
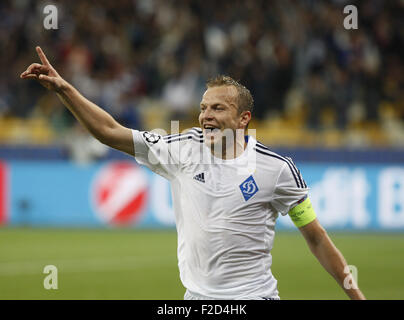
[254, 140, 307, 189]
[254, 140, 296, 168]
[162, 127, 204, 145]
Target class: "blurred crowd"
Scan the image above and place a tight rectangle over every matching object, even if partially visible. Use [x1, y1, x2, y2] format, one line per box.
[1, 0, 404, 150]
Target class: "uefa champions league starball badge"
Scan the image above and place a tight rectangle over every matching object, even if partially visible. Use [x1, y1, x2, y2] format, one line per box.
[143, 132, 161, 145]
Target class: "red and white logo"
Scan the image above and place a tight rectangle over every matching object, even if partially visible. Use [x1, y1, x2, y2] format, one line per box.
[91, 161, 148, 226]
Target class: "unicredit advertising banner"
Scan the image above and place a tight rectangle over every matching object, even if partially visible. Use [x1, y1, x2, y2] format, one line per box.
[1, 160, 403, 230]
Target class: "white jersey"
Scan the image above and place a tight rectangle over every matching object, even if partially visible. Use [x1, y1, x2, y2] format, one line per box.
[132, 127, 308, 299]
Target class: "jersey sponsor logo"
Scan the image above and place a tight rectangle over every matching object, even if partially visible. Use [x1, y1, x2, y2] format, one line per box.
[143, 131, 161, 145]
[91, 161, 148, 226]
[239, 175, 259, 201]
[193, 172, 205, 183]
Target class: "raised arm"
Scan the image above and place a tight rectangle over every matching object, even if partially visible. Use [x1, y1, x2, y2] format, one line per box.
[20, 46, 134, 156]
[298, 218, 366, 300]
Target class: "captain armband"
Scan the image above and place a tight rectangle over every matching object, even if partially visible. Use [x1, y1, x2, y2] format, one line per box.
[288, 197, 316, 228]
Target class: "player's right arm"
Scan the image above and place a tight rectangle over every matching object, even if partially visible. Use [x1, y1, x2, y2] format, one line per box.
[20, 46, 134, 156]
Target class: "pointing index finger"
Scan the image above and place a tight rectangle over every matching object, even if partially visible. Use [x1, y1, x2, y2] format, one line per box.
[36, 46, 51, 66]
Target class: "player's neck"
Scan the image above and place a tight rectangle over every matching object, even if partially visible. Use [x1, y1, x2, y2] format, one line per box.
[210, 136, 247, 160]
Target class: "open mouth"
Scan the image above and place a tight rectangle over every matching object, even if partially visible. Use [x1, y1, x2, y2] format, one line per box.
[203, 125, 221, 135]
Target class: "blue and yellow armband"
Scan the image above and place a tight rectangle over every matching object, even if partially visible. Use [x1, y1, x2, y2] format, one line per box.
[288, 197, 316, 228]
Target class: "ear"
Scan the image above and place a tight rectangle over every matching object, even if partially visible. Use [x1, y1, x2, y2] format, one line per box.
[239, 111, 252, 129]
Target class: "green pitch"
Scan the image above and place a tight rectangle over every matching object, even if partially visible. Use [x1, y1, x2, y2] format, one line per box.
[0, 228, 403, 299]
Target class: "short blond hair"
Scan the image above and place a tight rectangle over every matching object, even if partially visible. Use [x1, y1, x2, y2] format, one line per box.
[206, 75, 254, 115]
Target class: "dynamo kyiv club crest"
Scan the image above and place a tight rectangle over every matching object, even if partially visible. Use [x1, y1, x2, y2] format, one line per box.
[239, 175, 259, 201]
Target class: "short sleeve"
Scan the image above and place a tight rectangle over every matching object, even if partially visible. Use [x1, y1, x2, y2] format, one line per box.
[271, 160, 309, 216]
[132, 130, 180, 180]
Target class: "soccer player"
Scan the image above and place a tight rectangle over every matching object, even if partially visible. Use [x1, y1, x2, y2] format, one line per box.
[21, 47, 365, 300]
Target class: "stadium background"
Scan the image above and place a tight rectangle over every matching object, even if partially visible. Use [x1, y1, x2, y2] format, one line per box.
[1, 0, 403, 299]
